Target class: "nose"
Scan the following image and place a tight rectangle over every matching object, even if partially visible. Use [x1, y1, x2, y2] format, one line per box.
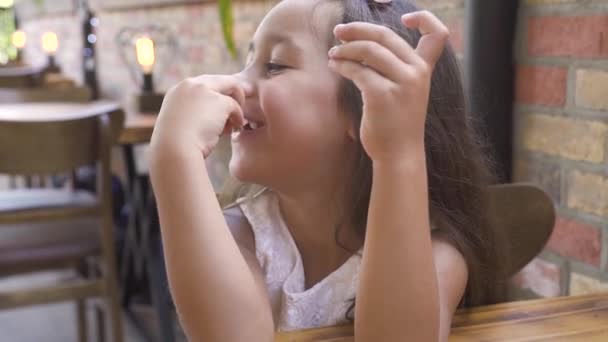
[233, 71, 255, 97]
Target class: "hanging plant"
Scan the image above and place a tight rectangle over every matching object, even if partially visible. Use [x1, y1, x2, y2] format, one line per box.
[218, 0, 237, 59]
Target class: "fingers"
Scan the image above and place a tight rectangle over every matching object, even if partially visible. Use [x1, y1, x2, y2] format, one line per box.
[401, 11, 449, 68]
[329, 40, 411, 83]
[185, 74, 247, 133]
[333, 22, 422, 66]
[328, 58, 390, 94]
[190, 74, 246, 109]
[219, 92, 246, 131]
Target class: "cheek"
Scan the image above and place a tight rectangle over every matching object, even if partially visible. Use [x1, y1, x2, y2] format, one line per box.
[260, 76, 343, 142]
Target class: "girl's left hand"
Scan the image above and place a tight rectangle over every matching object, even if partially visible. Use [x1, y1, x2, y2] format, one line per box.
[328, 11, 449, 164]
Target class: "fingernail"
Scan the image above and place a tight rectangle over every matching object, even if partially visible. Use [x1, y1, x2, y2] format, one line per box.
[328, 46, 338, 57]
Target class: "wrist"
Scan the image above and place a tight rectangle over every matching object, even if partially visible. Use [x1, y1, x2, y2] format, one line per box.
[149, 139, 205, 175]
[372, 145, 426, 173]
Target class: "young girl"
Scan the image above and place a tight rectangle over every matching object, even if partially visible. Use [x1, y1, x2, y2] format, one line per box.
[149, 0, 507, 340]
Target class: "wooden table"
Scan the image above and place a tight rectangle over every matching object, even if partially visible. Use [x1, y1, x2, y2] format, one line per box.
[275, 294, 608, 341]
[0, 64, 46, 88]
[120, 111, 156, 145]
[0, 101, 124, 135]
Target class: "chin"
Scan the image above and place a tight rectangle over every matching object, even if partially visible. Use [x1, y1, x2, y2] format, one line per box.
[228, 152, 264, 184]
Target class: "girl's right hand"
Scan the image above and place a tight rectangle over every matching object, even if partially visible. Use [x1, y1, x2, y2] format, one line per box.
[150, 75, 247, 159]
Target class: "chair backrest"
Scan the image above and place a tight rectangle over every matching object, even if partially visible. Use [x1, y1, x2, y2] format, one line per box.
[485, 183, 556, 277]
[0, 102, 124, 175]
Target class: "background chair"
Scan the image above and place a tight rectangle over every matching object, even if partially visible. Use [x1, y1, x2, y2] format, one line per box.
[0, 103, 125, 342]
[484, 183, 556, 278]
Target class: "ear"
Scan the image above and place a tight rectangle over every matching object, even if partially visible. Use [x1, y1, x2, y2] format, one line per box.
[339, 106, 358, 141]
[346, 122, 357, 141]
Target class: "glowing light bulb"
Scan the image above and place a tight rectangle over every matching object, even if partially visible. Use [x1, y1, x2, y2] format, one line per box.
[0, 0, 15, 9]
[136, 37, 155, 74]
[12, 30, 26, 49]
[42, 32, 58, 54]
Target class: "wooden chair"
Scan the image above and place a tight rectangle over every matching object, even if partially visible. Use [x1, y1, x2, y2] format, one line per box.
[0, 103, 125, 342]
[484, 183, 556, 277]
[0, 85, 93, 190]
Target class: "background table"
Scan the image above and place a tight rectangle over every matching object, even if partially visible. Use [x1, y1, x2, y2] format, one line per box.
[275, 293, 608, 341]
[120, 111, 156, 145]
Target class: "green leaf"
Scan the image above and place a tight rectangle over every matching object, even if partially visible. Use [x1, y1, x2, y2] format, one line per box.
[219, 0, 237, 59]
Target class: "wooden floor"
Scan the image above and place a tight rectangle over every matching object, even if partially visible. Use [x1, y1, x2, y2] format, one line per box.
[0, 271, 146, 342]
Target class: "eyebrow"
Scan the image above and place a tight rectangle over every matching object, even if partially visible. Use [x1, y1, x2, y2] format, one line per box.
[248, 33, 303, 54]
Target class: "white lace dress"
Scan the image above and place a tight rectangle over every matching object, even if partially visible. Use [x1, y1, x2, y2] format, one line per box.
[239, 190, 362, 332]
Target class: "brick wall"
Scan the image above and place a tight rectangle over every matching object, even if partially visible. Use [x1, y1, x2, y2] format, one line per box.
[512, 0, 608, 298]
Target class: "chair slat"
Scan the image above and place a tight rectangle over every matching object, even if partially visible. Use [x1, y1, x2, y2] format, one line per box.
[0, 280, 103, 310]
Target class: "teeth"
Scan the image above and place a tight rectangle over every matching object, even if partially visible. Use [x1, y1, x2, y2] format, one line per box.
[249, 122, 258, 129]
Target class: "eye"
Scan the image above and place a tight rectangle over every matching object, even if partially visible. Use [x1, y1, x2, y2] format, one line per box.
[265, 62, 287, 75]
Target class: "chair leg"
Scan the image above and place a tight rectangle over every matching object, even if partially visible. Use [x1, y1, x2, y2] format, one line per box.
[148, 235, 175, 342]
[77, 299, 88, 342]
[95, 304, 106, 342]
[107, 284, 124, 342]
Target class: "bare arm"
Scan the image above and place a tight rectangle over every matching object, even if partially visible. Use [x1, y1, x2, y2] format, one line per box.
[149, 76, 273, 341]
[355, 154, 468, 341]
[329, 11, 458, 341]
[355, 155, 439, 341]
[150, 151, 273, 341]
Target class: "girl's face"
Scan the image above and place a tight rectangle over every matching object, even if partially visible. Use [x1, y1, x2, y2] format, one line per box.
[230, 0, 353, 191]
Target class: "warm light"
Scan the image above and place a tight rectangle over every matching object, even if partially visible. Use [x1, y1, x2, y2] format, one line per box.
[12, 31, 26, 49]
[42, 32, 58, 54]
[136, 37, 155, 74]
[0, 0, 14, 9]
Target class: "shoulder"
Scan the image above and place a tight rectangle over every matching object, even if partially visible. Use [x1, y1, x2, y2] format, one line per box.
[431, 235, 468, 340]
[432, 234, 468, 296]
[223, 205, 256, 253]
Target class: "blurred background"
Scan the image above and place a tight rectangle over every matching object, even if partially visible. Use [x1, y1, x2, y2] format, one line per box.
[0, 0, 607, 341]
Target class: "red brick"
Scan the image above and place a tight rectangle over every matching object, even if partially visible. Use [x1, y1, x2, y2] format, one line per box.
[515, 65, 567, 106]
[528, 15, 608, 58]
[512, 258, 561, 297]
[546, 216, 601, 266]
[445, 17, 464, 54]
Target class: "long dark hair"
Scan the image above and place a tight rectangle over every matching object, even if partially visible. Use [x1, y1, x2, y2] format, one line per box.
[318, 0, 509, 319]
